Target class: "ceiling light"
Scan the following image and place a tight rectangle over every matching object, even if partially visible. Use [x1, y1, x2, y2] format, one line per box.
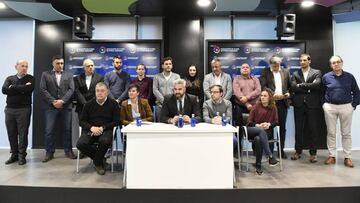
[197, 0, 211, 7]
[0, 2, 7, 9]
[301, 1, 315, 8]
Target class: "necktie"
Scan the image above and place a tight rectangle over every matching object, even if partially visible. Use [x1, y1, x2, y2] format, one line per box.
[178, 99, 183, 114]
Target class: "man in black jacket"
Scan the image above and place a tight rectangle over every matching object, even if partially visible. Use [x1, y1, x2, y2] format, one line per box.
[2, 60, 34, 165]
[290, 54, 322, 163]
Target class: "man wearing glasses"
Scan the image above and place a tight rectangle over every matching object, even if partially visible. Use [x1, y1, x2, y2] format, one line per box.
[322, 55, 359, 168]
[40, 55, 76, 162]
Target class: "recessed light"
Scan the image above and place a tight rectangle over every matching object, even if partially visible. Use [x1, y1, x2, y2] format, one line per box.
[0, 2, 7, 9]
[197, 0, 211, 7]
[301, 1, 315, 8]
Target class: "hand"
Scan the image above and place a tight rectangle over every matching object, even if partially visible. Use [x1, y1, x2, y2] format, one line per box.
[52, 100, 64, 108]
[170, 116, 179, 124]
[90, 126, 103, 136]
[239, 96, 248, 104]
[273, 94, 284, 100]
[246, 103, 252, 111]
[283, 93, 290, 98]
[183, 115, 190, 123]
[25, 82, 32, 86]
[212, 116, 222, 125]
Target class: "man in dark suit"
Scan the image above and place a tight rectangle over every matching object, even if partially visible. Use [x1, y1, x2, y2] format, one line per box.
[290, 54, 322, 163]
[260, 55, 291, 159]
[160, 79, 201, 124]
[39, 55, 76, 162]
[74, 59, 104, 115]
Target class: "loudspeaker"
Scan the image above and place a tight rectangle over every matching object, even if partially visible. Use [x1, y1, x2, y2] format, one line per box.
[73, 14, 93, 38]
[277, 14, 296, 38]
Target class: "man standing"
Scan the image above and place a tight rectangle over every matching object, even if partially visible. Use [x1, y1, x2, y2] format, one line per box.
[290, 54, 322, 163]
[2, 60, 34, 165]
[40, 55, 76, 162]
[232, 63, 261, 126]
[203, 59, 232, 100]
[153, 57, 180, 120]
[74, 59, 103, 115]
[203, 85, 232, 124]
[322, 55, 359, 168]
[260, 55, 291, 159]
[160, 79, 201, 125]
[76, 82, 120, 175]
[104, 56, 131, 103]
[132, 63, 154, 106]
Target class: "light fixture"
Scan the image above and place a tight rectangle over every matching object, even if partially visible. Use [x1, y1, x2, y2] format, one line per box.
[197, 0, 211, 7]
[301, 1, 315, 8]
[0, 2, 7, 9]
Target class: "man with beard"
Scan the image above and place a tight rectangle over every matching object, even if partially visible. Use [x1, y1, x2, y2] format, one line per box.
[160, 79, 201, 125]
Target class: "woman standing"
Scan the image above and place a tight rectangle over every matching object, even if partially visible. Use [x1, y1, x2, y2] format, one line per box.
[185, 65, 204, 106]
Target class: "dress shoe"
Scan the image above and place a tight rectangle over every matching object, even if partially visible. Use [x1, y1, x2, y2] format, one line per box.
[79, 152, 86, 159]
[18, 158, 26, 165]
[280, 151, 288, 159]
[5, 156, 18, 165]
[95, 165, 106, 175]
[42, 153, 54, 163]
[65, 151, 77, 159]
[291, 152, 301, 160]
[309, 155, 317, 163]
[344, 158, 354, 168]
[255, 166, 263, 175]
[269, 156, 279, 166]
[324, 156, 336, 165]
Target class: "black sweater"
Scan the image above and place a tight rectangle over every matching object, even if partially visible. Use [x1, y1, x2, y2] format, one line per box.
[2, 74, 35, 108]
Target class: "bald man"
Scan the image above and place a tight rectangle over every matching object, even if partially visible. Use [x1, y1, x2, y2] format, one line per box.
[2, 60, 34, 165]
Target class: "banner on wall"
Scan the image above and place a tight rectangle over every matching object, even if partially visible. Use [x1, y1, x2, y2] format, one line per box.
[63, 41, 162, 79]
[207, 40, 306, 78]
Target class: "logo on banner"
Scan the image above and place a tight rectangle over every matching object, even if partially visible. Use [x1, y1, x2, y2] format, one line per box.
[244, 47, 251, 54]
[129, 47, 137, 54]
[274, 47, 281, 54]
[213, 45, 221, 54]
[99, 46, 106, 54]
[69, 48, 76, 54]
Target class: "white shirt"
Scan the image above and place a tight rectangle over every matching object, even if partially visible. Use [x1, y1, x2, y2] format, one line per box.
[302, 68, 310, 82]
[96, 97, 108, 106]
[272, 70, 283, 95]
[55, 72, 61, 86]
[214, 73, 222, 85]
[163, 72, 172, 81]
[85, 75, 92, 90]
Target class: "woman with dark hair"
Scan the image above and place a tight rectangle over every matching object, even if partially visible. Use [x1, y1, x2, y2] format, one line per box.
[120, 84, 153, 125]
[246, 88, 279, 175]
[185, 65, 204, 106]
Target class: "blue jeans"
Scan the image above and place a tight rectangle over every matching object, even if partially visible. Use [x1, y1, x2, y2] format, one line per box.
[44, 108, 72, 153]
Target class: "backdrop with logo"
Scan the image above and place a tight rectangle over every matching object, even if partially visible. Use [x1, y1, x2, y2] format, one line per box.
[63, 40, 162, 79]
[207, 40, 306, 77]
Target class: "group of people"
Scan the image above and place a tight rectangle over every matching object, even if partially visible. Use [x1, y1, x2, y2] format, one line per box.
[2, 53, 359, 175]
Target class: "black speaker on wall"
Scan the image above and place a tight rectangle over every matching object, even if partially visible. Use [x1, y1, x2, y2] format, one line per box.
[73, 14, 94, 38]
[277, 14, 296, 38]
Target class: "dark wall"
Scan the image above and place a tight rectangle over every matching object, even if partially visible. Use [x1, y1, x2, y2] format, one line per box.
[163, 17, 204, 79]
[33, 20, 73, 149]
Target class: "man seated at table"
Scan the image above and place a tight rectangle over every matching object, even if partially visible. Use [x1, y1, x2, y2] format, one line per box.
[203, 85, 232, 124]
[160, 79, 201, 125]
[76, 82, 120, 175]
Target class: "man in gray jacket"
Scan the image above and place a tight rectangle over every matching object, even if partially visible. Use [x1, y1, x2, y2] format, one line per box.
[203, 85, 232, 124]
[153, 57, 180, 120]
[203, 59, 232, 100]
[40, 55, 76, 162]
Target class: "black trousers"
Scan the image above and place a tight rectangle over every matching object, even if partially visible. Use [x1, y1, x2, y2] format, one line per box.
[76, 129, 113, 166]
[233, 103, 250, 126]
[5, 107, 31, 158]
[294, 105, 319, 155]
[275, 100, 288, 153]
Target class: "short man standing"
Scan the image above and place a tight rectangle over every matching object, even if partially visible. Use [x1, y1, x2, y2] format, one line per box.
[76, 82, 120, 175]
[160, 79, 201, 125]
[322, 55, 359, 168]
[132, 63, 154, 106]
[290, 54, 322, 163]
[104, 56, 131, 103]
[2, 60, 34, 165]
[203, 59, 232, 100]
[40, 55, 76, 162]
[203, 85, 232, 124]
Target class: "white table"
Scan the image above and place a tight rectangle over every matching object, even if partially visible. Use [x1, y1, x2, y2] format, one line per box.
[121, 122, 237, 189]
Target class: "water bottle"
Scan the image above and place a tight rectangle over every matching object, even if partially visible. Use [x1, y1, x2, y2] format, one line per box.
[222, 112, 227, 126]
[136, 116, 142, 127]
[190, 114, 196, 127]
[178, 114, 184, 128]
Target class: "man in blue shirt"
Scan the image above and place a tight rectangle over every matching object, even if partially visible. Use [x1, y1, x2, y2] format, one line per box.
[322, 55, 360, 168]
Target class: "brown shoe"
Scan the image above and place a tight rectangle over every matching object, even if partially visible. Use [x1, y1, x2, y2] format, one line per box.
[344, 158, 354, 168]
[324, 156, 336, 165]
[309, 155, 317, 163]
[291, 152, 301, 160]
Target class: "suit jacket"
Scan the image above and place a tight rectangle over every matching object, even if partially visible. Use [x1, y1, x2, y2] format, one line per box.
[290, 68, 322, 108]
[74, 72, 104, 113]
[259, 67, 291, 106]
[39, 70, 74, 109]
[160, 93, 201, 123]
[203, 72, 233, 100]
[120, 98, 153, 125]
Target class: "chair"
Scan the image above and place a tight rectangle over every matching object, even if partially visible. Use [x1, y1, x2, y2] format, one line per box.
[236, 113, 283, 172]
[76, 126, 117, 173]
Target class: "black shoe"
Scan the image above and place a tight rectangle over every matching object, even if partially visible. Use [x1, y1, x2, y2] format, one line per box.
[255, 166, 263, 175]
[269, 156, 279, 166]
[42, 153, 54, 163]
[18, 158, 26, 165]
[5, 156, 18, 165]
[280, 151, 288, 159]
[65, 151, 77, 159]
[95, 165, 106, 175]
[79, 153, 86, 159]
